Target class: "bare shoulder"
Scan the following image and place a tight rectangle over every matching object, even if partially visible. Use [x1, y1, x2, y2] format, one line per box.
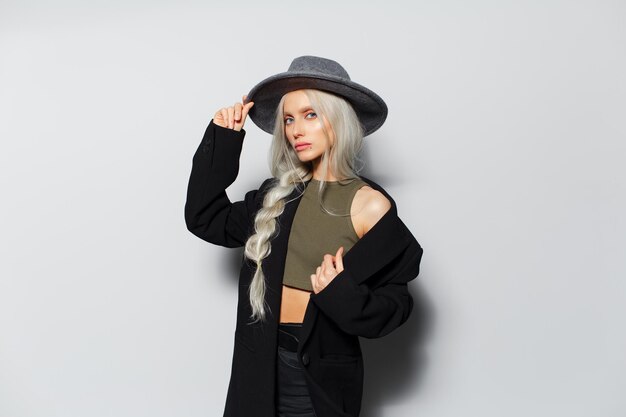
[351, 185, 392, 238]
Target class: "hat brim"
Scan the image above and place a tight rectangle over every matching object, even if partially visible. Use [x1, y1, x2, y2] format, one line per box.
[246, 72, 388, 137]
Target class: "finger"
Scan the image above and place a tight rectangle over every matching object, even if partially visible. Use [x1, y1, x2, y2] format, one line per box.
[242, 101, 254, 118]
[316, 266, 322, 292]
[317, 266, 328, 291]
[334, 247, 344, 272]
[321, 258, 329, 276]
[220, 108, 228, 127]
[212, 112, 222, 127]
[227, 107, 235, 129]
[323, 254, 335, 272]
[234, 102, 243, 122]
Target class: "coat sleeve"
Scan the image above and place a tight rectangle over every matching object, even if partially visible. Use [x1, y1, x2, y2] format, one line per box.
[184, 119, 272, 248]
[310, 239, 423, 339]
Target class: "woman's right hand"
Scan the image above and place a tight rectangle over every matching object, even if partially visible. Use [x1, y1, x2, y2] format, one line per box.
[213, 95, 255, 131]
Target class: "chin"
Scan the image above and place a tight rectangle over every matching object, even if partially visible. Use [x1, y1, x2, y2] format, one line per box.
[297, 153, 323, 163]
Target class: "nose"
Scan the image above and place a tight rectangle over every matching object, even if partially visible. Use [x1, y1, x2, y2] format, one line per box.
[291, 118, 303, 138]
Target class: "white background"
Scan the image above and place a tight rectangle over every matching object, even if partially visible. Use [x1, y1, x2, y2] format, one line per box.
[1, 1, 624, 416]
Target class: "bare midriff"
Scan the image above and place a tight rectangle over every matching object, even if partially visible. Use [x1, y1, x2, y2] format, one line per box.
[279, 284, 312, 323]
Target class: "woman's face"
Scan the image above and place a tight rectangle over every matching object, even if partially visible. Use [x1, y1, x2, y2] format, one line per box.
[283, 90, 335, 164]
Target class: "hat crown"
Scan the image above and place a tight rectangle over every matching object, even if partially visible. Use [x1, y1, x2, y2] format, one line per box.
[287, 55, 351, 80]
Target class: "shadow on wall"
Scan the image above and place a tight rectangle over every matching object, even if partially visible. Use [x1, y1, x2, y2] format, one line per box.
[359, 280, 434, 417]
[230, 248, 246, 282]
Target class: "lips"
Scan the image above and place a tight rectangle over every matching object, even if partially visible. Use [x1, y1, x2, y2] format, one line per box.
[295, 143, 311, 151]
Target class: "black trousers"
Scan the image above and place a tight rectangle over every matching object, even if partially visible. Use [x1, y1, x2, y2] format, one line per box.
[276, 323, 317, 417]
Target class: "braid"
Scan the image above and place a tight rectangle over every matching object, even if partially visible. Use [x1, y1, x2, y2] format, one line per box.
[244, 170, 308, 322]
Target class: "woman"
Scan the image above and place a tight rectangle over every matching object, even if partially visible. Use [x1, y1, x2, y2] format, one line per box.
[185, 55, 423, 417]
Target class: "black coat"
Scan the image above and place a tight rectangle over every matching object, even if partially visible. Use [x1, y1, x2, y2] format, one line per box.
[185, 120, 424, 417]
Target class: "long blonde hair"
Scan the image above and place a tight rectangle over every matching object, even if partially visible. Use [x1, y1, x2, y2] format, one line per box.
[243, 89, 365, 322]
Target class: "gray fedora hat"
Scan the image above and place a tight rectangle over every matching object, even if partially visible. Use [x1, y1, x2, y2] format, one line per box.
[245, 55, 388, 137]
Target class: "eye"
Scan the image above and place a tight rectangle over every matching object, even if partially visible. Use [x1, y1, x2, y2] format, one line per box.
[306, 112, 317, 119]
[284, 117, 293, 125]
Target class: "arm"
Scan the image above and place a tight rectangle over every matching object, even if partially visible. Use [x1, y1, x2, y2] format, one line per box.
[310, 239, 423, 339]
[184, 119, 271, 248]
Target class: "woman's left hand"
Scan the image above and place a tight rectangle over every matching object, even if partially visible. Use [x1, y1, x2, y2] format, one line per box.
[310, 246, 345, 294]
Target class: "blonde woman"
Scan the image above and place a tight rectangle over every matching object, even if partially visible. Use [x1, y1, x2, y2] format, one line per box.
[185, 55, 423, 417]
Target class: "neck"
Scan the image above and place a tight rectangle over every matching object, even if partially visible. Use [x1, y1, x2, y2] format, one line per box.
[311, 159, 337, 181]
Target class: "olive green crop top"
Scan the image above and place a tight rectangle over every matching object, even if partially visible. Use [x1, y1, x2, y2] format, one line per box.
[282, 177, 369, 292]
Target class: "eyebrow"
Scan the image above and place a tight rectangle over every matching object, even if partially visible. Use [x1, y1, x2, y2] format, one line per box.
[283, 106, 314, 116]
